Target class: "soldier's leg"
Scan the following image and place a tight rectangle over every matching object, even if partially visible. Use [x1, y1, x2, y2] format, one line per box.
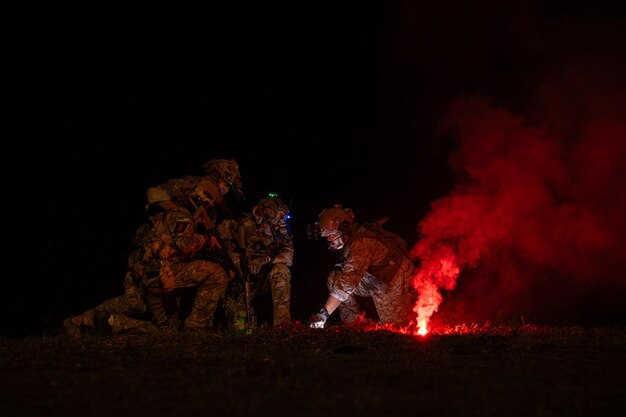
[70, 272, 147, 329]
[325, 269, 371, 324]
[120, 271, 148, 313]
[372, 261, 416, 326]
[268, 264, 291, 325]
[176, 260, 230, 330]
[337, 293, 364, 323]
[84, 272, 147, 325]
[107, 313, 157, 334]
[144, 278, 180, 332]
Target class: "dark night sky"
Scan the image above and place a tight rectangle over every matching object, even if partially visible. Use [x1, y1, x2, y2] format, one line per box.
[4, 1, 626, 336]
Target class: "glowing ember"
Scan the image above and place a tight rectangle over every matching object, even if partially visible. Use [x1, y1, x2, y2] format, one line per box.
[417, 319, 428, 336]
[350, 318, 540, 337]
[410, 247, 461, 335]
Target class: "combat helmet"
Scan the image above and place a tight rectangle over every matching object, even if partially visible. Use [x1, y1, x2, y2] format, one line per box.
[203, 159, 243, 200]
[253, 194, 290, 236]
[317, 205, 355, 250]
[190, 177, 224, 208]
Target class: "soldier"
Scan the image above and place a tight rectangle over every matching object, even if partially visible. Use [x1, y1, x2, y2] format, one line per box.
[142, 200, 230, 332]
[218, 195, 294, 329]
[203, 158, 244, 202]
[141, 160, 244, 332]
[146, 158, 243, 212]
[62, 159, 243, 336]
[309, 205, 416, 329]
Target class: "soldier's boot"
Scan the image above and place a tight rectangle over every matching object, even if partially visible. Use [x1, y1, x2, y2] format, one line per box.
[61, 316, 83, 339]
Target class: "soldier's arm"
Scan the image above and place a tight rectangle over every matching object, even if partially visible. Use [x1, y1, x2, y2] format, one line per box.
[328, 238, 378, 301]
[268, 233, 293, 266]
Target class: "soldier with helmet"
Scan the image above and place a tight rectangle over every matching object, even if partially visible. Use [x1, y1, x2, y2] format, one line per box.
[218, 194, 294, 328]
[140, 159, 245, 332]
[147, 158, 242, 211]
[203, 158, 244, 202]
[62, 159, 243, 336]
[309, 205, 416, 329]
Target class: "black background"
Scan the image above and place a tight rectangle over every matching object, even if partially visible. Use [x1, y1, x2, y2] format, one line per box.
[4, 1, 625, 337]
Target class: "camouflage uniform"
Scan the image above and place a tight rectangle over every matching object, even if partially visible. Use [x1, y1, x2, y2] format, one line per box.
[327, 223, 416, 326]
[142, 162, 243, 331]
[203, 159, 244, 201]
[218, 197, 294, 326]
[147, 176, 223, 226]
[63, 160, 242, 337]
[146, 159, 242, 208]
[144, 205, 230, 331]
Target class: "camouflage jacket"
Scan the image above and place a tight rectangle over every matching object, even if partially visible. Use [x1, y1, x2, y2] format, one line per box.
[145, 206, 209, 263]
[329, 223, 412, 302]
[218, 213, 294, 267]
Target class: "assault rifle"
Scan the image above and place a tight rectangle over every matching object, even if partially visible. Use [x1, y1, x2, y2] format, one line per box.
[237, 251, 257, 334]
[193, 204, 259, 333]
[205, 233, 258, 334]
[186, 204, 248, 332]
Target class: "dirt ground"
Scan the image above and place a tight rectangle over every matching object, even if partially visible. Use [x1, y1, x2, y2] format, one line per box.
[1, 322, 625, 417]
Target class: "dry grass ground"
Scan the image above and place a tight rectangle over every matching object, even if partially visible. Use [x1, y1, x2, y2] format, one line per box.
[1, 322, 625, 417]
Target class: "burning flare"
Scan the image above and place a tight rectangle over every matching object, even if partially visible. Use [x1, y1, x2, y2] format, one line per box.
[411, 246, 461, 335]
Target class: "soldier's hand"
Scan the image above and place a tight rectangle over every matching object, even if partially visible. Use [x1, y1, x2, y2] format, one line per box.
[248, 255, 271, 275]
[309, 308, 330, 329]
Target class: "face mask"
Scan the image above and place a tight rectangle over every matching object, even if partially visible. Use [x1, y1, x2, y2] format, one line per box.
[326, 231, 345, 251]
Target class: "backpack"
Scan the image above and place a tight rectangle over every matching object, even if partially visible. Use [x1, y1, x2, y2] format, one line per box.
[360, 222, 409, 255]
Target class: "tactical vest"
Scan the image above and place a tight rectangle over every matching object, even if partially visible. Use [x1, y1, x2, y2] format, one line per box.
[343, 223, 409, 284]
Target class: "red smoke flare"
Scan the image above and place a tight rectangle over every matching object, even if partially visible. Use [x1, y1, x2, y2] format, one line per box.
[411, 245, 460, 334]
[410, 86, 626, 329]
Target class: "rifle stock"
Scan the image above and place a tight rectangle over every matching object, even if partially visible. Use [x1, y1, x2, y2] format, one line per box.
[234, 225, 256, 333]
[193, 204, 257, 333]
[233, 250, 254, 334]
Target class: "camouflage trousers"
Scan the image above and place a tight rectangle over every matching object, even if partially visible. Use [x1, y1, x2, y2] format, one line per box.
[337, 259, 416, 326]
[223, 263, 291, 330]
[78, 271, 149, 329]
[268, 263, 291, 325]
[146, 259, 229, 330]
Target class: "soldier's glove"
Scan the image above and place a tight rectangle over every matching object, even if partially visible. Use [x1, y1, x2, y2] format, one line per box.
[309, 308, 330, 329]
[248, 255, 272, 275]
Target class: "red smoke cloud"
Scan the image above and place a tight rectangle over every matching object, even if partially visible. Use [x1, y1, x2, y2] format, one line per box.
[410, 79, 626, 327]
